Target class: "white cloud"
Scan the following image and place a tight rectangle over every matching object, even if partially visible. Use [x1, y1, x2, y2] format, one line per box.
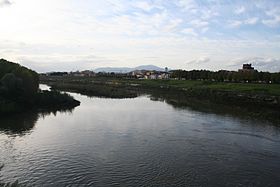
[177, 0, 196, 11]
[262, 16, 280, 27]
[201, 10, 219, 20]
[181, 28, 197, 36]
[229, 17, 259, 28]
[2, 36, 279, 72]
[230, 57, 280, 72]
[163, 19, 183, 32]
[0, 0, 11, 7]
[229, 20, 243, 28]
[201, 27, 209, 33]
[187, 57, 210, 64]
[133, 1, 154, 12]
[0, 0, 280, 72]
[265, 8, 280, 17]
[176, 1, 218, 21]
[262, 8, 280, 27]
[234, 6, 245, 15]
[189, 19, 209, 28]
[244, 17, 259, 25]
[186, 57, 212, 70]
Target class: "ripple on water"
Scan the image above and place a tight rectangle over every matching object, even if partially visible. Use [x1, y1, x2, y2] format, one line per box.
[1, 94, 280, 186]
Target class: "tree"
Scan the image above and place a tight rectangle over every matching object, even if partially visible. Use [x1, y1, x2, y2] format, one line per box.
[1, 73, 22, 94]
[0, 59, 39, 97]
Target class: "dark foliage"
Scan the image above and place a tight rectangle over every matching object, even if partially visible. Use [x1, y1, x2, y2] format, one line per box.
[170, 69, 280, 83]
[0, 59, 39, 97]
[50, 83, 138, 99]
[0, 59, 79, 114]
[36, 90, 80, 108]
[47, 72, 68, 76]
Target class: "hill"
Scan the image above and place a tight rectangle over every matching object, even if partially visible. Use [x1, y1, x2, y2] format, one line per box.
[94, 65, 164, 73]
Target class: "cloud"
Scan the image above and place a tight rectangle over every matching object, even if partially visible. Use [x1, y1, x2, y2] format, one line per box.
[187, 57, 210, 64]
[133, 1, 154, 12]
[201, 10, 219, 20]
[229, 17, 259, 28]
[185, 57, 212, 70]
[1, 1, 280, 72]
[18, 54, 118, 73]
[189, 19, 209, 28]
[229, 57, 280, 72]
[180, 17, 211, 33]
[262, 17, 280, 27]
[244, 17, 259, 25]
[163, 19, 183, 32]
[262, 16, 280, 27]
[262, 8, 280, 27]
[228, 20, 243, 28]
[176, 1, 219, 21]
[177, 0, 196, 11]
[201, 27, 209, 33]
[181, 28, 197, 36]
[234, 6, 245, 15]
[0, 0, 11, 7]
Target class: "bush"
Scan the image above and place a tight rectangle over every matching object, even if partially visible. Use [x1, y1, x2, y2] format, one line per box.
[36, 90, 80, 108]
[0, 59, 38, 97]
[0, 59, 79, 115]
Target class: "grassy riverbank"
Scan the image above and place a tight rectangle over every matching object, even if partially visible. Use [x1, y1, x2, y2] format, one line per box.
[41, 76, 280, 123]
[133, 79, 280, 95]
[41, 76, 280, 106]
[41, 75, 280, 95]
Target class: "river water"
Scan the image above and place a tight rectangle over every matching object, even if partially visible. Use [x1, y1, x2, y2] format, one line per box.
[0, 86, 280, 186]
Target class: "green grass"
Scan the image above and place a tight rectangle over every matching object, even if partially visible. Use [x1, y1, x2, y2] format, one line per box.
[41, 76, 280, 96]
[126, 79, 280, 95]
[204, 82, 280, 95]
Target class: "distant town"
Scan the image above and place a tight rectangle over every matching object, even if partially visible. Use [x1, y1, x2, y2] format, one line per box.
[41, 64, 280, 84]
[44, 67, 170, 79]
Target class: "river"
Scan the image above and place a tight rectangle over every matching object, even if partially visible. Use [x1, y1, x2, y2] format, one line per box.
[0, 85, 280, 186]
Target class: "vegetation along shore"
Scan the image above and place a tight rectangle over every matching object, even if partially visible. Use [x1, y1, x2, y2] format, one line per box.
[40, 68, 280, 123]
[0, 59, 80, 115]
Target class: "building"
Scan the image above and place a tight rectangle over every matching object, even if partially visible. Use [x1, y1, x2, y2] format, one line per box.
[81, 70, 96, 77]
[243, 64, 254, 70]
[130, 70, 170, 80]
[69, 70, 96, 77]
[239, 64, 256, 72]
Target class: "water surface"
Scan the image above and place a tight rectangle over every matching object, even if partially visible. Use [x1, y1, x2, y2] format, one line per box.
[0, 88, 280, 186]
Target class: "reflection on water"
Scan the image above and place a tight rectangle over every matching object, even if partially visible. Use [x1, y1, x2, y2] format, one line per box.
[50, 83, 280, 124]
[0, 109, 74, 136]
[39, 84, 51, 91]
[148, 89, 280, 124]
[0, 84, 76, 136]
[0, 112, 39, 135]
[1, 90, 280, 186]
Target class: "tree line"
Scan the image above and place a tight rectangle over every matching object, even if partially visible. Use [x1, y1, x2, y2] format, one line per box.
[0, 59, 80, 114]
[0, 58, 39, 98]
[170, 70, 280, 83]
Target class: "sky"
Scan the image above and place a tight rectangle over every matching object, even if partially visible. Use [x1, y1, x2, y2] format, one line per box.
[0, 0, 280, 72]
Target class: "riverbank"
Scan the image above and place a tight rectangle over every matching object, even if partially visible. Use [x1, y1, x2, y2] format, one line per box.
[0, 90, 80, 115]
[41, 76, 280, 107]
[41, 76, 280, 123]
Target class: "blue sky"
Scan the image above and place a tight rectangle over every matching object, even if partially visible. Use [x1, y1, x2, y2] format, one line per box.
[0, 0, 280, 72]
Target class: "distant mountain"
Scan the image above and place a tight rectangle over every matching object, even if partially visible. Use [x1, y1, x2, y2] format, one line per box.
[134, 65, 164, 71]
[94, 65, 165, 73]
[93, 67, 132, 73]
